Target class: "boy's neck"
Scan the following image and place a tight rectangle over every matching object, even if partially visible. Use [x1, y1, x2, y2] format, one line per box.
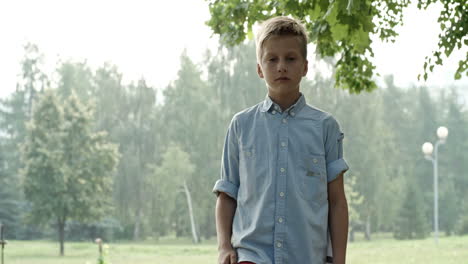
[268, 90, 301, 111]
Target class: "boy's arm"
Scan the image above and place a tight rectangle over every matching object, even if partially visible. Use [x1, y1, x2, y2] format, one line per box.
[216, 192, 237, 264]
[328, 172, 348, 264]
[214, 116, 240, 263]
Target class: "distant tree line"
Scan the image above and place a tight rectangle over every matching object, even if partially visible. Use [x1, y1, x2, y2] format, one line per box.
[1, 42, 468, 255]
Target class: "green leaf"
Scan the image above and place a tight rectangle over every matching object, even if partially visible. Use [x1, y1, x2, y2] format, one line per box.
[330, 23, 349, 40]
[247, 29, 254, 40]
[350, 28, 370, 53]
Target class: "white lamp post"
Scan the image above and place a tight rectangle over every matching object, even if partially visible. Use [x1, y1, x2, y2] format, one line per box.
[422, 126, 448, 244]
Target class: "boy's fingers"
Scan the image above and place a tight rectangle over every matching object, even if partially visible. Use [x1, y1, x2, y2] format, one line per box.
[220, 256, 228, 264]
[230, 253, 237, 264]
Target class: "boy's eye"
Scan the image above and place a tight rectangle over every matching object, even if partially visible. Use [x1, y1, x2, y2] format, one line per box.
[287, 57, 296, 61]
[268, 58, 277, 62]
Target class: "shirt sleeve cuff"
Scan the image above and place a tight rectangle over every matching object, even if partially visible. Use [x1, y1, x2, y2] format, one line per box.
[212, 179, 239, 200]
[326, 158, 349, 182]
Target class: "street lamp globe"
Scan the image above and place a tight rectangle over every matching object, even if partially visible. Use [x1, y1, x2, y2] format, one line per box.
[422, 142, 434, 156]
[437, 126, 448, 140]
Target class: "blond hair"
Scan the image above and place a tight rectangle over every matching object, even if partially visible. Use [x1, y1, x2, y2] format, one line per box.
[255, 16, 308, 62]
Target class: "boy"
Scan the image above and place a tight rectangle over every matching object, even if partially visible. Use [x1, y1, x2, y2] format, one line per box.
[213, 16, 349, 264]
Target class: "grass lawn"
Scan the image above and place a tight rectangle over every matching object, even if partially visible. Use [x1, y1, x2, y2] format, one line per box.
[2, 234, 468, 264]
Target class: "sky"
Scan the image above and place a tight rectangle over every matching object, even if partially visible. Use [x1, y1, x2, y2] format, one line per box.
[0, 0, 466, 99]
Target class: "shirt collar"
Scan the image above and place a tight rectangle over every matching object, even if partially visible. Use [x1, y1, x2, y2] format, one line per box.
[260, 93, 306, 115]
[260, 95, 274, 112]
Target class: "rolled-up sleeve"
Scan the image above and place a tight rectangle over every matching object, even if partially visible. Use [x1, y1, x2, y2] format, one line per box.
[324, 115, 349, 182]
[212, 116, 240, 200]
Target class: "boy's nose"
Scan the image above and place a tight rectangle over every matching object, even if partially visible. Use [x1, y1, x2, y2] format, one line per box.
[277, 61, 287, 72]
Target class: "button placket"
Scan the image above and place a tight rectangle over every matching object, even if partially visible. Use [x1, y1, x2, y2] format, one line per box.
[274, 110, 289, 262]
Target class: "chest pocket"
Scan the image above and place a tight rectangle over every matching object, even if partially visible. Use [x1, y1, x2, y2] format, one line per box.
[239, 147, 256, 172]
[297, 154, 327, 204]
[238, 144, 270, 202]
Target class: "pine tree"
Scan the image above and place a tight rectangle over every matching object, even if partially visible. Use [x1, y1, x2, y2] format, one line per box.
[0, 151, 20, 235]
[394, 184, 430, 239]
[455, 192, 468, 235]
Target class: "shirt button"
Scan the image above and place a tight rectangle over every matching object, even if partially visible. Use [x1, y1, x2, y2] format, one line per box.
[313, 158, 318, 163]
[282, 118, 287, 124]
[279, 192, 285, 197]
[246, 151, 252, 157]
[280, 168, 285, 173]
[281, 142, 286, 147]
[272, 110, 276, 114]
[290, 111, 295, 116]
[277, 242, 282, 248]
[278, 217, 284, 223]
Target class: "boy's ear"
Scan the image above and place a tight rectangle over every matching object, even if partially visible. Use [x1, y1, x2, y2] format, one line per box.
[257, 63, 264, 79]
[303, 59, 308, 77]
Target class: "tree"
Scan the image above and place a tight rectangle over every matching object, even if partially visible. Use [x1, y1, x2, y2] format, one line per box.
[336, 90, 397, 240]
[344, 175, 363, 242]
[92, 63, 127, 133]
[439, 180, 458, 235]
[394, 184, 430, 239]
[0, 97, 24, 238]
[0, 43, 49, 239]
[56, 61, 94, 101]
[161, 52, 219, 240]
[417, 0, 467, 80]
[152, 143, 199, 243]
[435, 87, 468, 235]
[206, 0, 467, 93]
[117, 79, 158, 241]
[0, 143, 20, 237]
[442, 88, 468, 205]
[455, 193, 468, 235]
[17, 43, 49, 116]
[21, 90, 119, 256]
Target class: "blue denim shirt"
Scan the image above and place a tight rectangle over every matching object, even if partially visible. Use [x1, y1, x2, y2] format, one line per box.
[213, 94, 349, 264]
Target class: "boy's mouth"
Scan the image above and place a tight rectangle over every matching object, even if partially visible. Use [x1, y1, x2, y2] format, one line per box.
[275, 77, 290, 81]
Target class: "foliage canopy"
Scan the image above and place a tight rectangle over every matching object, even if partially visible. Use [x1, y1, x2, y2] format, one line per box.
[206, 0, 468, 93]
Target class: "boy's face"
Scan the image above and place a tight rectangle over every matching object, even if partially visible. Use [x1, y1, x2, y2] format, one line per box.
[257, 35, 308, 96]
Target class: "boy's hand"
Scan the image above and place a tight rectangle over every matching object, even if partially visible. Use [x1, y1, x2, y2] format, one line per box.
[218, 245, 237, 264]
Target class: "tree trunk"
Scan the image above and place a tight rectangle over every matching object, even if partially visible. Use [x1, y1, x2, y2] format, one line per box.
[183, 179, 199, 243]
[58, 220, 65, 256]
[133, 206, 143, 241]
[133, 123, 144, 241]
[364, 214, 371, 241]
[349, 228, 355, 242]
